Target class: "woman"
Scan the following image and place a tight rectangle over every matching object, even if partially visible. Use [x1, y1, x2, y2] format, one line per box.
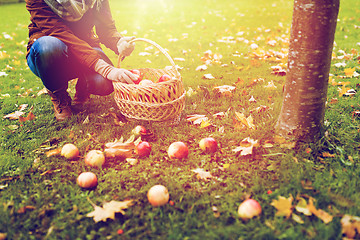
[26, 0, 137, 121]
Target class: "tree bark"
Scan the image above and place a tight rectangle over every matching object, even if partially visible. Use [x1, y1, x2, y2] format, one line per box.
[275, 0, 340, 142]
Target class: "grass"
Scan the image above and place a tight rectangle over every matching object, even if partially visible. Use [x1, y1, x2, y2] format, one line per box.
[0, 0, 360, 239]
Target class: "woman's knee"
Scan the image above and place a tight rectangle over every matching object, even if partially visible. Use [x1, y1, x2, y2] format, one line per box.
[87, 74, 114, 96]
[33, 36, 67, 61]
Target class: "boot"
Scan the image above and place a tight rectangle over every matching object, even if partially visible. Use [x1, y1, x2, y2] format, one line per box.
[73, 78, 90, 105]
[47, 87, 72, 121]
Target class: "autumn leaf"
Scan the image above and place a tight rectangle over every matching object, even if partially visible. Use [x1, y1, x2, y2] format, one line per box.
[341, 214, 360, 239]
[45, 148, 61, 157]
[295, 197, 312, 216]
[307, 197, 333, 224]
[232, 137, 258, 156]
[3, 111, 24, 120]
[344, 67, 355, 78]
[191, 168, 213, 181]
[270, 194, 293, 218]
[234, 112, 255, 130]
[104, 137, 135, 159]
[202, 73, 215, 80]
[186, 114, 208, 125]
[86, 198, 133, 223]
[19, 111, 35, 123]
[213, 85, 236, 96]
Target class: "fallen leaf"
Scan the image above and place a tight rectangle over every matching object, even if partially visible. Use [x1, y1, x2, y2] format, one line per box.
[3, 111, 24, 120]
[234, 112, 256, 130]
[270, 194, 293, 218]
[232, 137, 258, 156]
[186, 114, 208, 125]
[86, 198, 133, 223]
[191, 168, 213, 181]
[341, 214, 360, 239]
[45, 148, 61, 157]
[307, 197, 333, 224]
[344, 67, 355, 78]
[295, 197, 312, 216]
[203, 73, 215, 80]
[19, 111, 35, 123]
[213, 85, 236, 96]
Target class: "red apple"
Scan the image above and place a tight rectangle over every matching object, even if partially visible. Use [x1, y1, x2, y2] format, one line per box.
[77, 172, 98, 189]
[61, 143, 79, 160]
[84, 150, 105, 168]
[135, 141, 151, 158]
[139, 79, 153, 86]
[199, 137, 218, 154]
[147, 185, 170, 207]
[130, 69, 143, 84]
[157, 74, 172, 83]
[131, 125, 147, 137]
[237, 199, 262, 220]
[167, 141, 188, 160]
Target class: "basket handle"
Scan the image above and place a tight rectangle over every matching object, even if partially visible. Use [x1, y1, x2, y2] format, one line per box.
[117, 38, 180, 78]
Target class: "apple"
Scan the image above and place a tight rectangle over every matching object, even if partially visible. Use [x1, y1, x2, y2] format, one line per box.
[84, 150, 105, 168]
[147, 185, 169, 207]
[199, 137, 218, 154]
[61, 143, 79, 160]
[77, 172, 98, 189]
[237, 199, 262, 220]
[139, 79, 154, 86]
[167, 141, 188, 160]
[135, 141, 151, 158]
[157, 74, 172, 83]
[131, 125, 147, 137]
[130, 69, 143, 84]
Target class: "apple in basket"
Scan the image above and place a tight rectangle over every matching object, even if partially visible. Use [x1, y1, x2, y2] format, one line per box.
[130, 69, 143, 84]
[139, 79, 154, 86]
[157, 74, 172, 83]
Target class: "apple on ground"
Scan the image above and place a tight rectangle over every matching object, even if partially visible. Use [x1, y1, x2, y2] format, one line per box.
[147, 185, 170, 207]
[77, 172, 98, 189]
[131, 125, 147, 137]
[84, 150, 105, 168]
[157, 74, 172, 83]
[237, 199, 262, 220]
[61, 143, 79, 160]
[130, 69, 143, 84]
[135, 141, 151, 158]
[167, 141, 188, 160]
[199, 137, 218, 154]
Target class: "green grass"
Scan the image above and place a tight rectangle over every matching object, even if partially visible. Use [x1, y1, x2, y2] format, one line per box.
[0, 0, 360, 239]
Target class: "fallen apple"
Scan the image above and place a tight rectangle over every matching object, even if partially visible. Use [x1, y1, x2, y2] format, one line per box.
[131, 125, 147, 137]
[84, 150, 105, 168]
[139, 79, 154, 86]
[237, 199, 262, 220]
[199, 137, 218, 154]
[77, 172, 98, 189]
[61, 143, 79, 160]
[135, 141, 151, 158]
[167, 141, 188, 160]
[157, 74, 172, 83]
[130, 69, 143, 84]
[147, 185, 169, 207]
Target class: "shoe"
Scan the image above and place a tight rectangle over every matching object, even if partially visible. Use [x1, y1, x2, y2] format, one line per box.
[47, 87, 72, 121]
[73, 78, 90, 105]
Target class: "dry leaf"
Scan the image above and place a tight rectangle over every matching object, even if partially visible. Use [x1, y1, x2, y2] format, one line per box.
[295, 197, 312, 216]
[86, 198, 133, 223]
[341, 214, 360, 239]
[19, 111, 35, 123]
[191, 168, 213, 181]
[234, 112, 255, 129]
[232, 137, 258, 156]
[3, 111, 24, 120]
[270, 194, 293, 218]
[307, 197, 333, 224]
[344, 67, 355, 78]
[186, 114, 208, 125]
[45, 148, 61, 157]
[104, 137, 136, 159]
[213, 85, 236, 96]
[203, 73, 215, 80]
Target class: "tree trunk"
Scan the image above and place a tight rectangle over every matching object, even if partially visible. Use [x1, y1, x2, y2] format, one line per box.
[275, 0, 340, 142]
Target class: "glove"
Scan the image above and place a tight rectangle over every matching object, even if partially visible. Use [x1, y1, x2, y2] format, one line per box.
[94, 59, 137, 84]
[117, 36, 135, 57]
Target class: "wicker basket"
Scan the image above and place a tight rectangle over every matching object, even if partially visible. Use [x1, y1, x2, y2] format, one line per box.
[112, 38, 185, 123]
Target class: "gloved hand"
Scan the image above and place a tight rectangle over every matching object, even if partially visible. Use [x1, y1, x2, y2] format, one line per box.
[94, 59, 137, 84]
[117, 36, 135, 57]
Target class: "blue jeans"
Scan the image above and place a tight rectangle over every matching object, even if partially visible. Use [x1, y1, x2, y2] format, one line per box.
[27, 36, 113, 95]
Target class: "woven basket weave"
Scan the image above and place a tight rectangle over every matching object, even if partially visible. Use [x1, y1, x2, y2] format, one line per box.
[112, 38, 185, 123]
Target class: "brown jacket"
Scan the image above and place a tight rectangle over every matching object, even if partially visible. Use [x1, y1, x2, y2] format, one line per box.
[26, 0, 122, 69]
